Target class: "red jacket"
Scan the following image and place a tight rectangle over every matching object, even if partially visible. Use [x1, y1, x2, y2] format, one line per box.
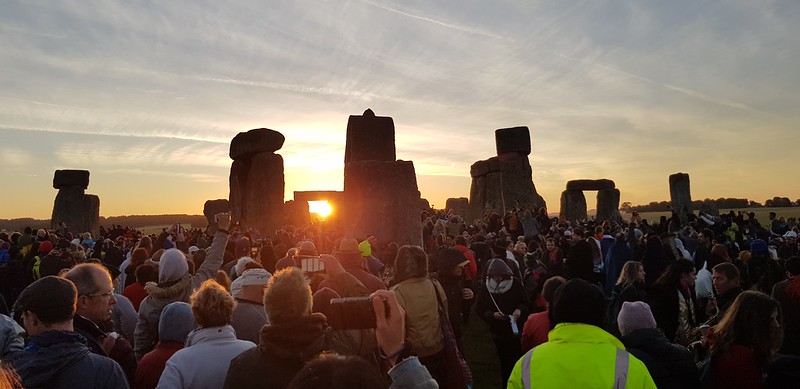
[712, 345, 765, 389]
[133, 341, 183, 389]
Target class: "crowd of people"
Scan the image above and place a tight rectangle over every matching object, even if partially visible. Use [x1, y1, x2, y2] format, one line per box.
[0, 206, 799, 388]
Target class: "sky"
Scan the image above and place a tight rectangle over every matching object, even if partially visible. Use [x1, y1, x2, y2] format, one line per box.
[2, 0, 799, 219]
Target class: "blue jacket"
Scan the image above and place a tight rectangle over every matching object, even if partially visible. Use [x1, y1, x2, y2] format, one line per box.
[13, 330, 129, 389]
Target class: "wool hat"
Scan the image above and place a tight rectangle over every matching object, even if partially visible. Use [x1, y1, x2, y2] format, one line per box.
[159, 248, 189, 283]
[551, 278, 605, 327]
[14, 276, 77, 324]
[750, 239, 769, 254]
[38, 240, 54, 255]
[158, 302, 196, 343]
[618, 301, 657, 337]
[436, 248, 469, 274]
[231, 268, 272, 300]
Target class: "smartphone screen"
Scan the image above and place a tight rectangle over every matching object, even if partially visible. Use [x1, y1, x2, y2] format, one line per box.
[300, 257, 325, 274]
[327, 297, 378, 330]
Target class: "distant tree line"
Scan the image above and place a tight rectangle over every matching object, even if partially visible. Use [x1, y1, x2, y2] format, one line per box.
[0, 214, 207, 233]
[621, 196, 800, 213]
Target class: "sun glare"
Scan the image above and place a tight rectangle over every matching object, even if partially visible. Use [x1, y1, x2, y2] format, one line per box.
[308, 201, 333, 218]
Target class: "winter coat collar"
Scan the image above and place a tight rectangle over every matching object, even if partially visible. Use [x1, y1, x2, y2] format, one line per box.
[258, 313, 327, 360]
[15, 331, 90, 387]
[621, 328, 668, 348]
[549, 323, 626, 349]
[185, 325, 237, 347]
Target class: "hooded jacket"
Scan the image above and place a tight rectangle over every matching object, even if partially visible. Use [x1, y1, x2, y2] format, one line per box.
[13, 330, 128, 389]
[622, 328, 701, 389]
[134, 231, 227, 359]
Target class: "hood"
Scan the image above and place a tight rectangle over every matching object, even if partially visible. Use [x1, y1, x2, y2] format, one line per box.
[14, 331, 90, 387]
[258, 313, 327, 361]
[436, 248, 468, 277]
[486, 258, 513, 277]
[144, 274, 192, 299]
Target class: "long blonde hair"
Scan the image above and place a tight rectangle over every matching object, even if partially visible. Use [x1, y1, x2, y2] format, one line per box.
[616, 261, 643, 289]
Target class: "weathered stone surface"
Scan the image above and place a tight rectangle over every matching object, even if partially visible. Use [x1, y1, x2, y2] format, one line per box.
[495, 126, 531, 156]
[470, 160, 489, 178]
[229, 128, 285, 160]
[669, 173, 692, 224]
[499, 153, 546, 211]
[343, 160, 422, 246]
[228, 159, 249, 222]
[596, 188, 622, 223]
[53, 170, 90, 189]
[420, 198, 431, 210]
[566, 179, 616, 191]
[487, 156, 501, 173]
[241, 152, 285, 234]
[445, 197, 469, 218]
[344, 109, 396, 164]
[51, 187, 99, 236]
[560, 190, 587, 221]
[203, 199, 231, 226]
[282, 200, 309, 229]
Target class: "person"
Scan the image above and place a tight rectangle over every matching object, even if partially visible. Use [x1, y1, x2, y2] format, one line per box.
[771, 256, 800, 355]
[708, 262, 743, 324]
[230, 265, 271, 344]
[317, 238, 386, 294]
[134, 213, 228, 360]
[521, 276, 565, 352]
[223, 255, 374, 389]
[604, 233, 632, 297]
[618, 301, 701, 389]
[476, 258, 530, 386]
[648, 259, 698, 345]
[390, 245, 448, 386]
[608, 261, 648, 330]
[38, 238, 75, 278]
[642, 236, 669, 286]
[543, 238, 566, 277]
[133, 302, 196, 389]
[565, 240, 597, 283]
[0, 313, 24, 360]
[430, 247, 473, 350]
[123, 264, 157, 311]
[285, 290, 438, 389]
[64, 263, 137, 381]
[157, 280, 255, 389]
[507, 278, 656, 388]
[710, 291, 784, 389]
[11, 276, 129, 389]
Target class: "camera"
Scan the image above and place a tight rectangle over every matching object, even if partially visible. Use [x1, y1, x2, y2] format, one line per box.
[327, 297, 388, 330]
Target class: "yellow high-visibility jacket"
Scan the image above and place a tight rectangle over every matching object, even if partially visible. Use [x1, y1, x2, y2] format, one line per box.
[508, 323, 657, 389]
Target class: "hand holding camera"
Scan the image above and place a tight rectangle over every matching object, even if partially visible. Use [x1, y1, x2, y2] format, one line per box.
[372, 290, 405, 366]
[215, 213, 231, 231]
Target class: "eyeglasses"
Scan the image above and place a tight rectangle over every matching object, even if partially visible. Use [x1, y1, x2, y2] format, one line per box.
[83, 290, 114, 299]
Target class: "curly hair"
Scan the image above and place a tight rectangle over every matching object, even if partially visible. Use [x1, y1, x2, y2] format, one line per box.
[191, 279, 235, 328]
[711, 290, 783, 364]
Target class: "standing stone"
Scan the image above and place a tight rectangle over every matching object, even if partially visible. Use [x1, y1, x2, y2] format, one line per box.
[596, 188, 622, 223]
[498, 153, 546, 212]
[203, 199, 231, 226]
[560, 190, 587, 221]
[344, 109, 396, 164]
[50, 170, 99, 236]
[669, 173, 692, 225]
[228, 128, 285, 234]
[343, 160, 421, 246]
[420, 198, 431, 210]
[242, 152, 285, 234]
[445, 198, 469, 218]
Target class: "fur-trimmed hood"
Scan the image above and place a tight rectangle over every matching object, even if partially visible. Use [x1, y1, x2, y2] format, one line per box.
[144, 274, 192, 299]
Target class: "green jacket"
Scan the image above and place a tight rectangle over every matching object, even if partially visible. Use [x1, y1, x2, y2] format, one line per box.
[508, 323, 657, 389]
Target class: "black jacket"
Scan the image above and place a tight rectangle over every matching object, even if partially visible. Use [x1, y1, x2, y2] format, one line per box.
[622, 328, 701, 389]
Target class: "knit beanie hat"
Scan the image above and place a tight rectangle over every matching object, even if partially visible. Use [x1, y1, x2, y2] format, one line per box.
[158, 302, 196, 343]
[750, 239, 768, 254]
[159, 248, 189, 283]
[617, 301, 657, 337]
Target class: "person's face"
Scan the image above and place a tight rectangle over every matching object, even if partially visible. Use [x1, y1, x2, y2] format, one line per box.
[698, 233, 707, 243]
[545, 241, 555, 251]
[636, 266, 646, 283]
[770, 309, 781, 331]
[79, 272, 117, 323]
[452, 265, 465, 277]
[681, 269, 697, 286]
[712, 271, 737, 295]
[491, 275, 510, 283]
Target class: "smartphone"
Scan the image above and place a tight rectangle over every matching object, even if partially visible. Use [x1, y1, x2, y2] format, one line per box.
[509, 315, 520, 335]
[327, 297, 384, 330]
[300, 257, 325, 274]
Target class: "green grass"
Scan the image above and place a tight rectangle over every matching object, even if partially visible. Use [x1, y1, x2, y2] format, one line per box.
[626, 207, 800, 227]
[461, 309, 503, 389]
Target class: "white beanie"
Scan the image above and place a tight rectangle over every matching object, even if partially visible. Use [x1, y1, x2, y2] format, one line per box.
[159, 248, 189, 283]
